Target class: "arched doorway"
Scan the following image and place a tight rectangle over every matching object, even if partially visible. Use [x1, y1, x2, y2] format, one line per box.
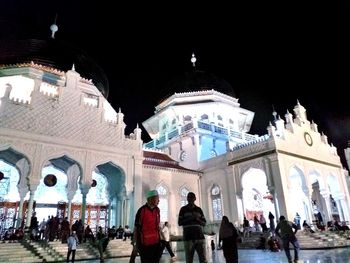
[241, 168, 274, 229]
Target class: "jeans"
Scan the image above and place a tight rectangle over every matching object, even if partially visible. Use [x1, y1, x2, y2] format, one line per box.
[282, 236, 300, 262]
[66, 249, 76, 263]
[183, 239, 208, 263]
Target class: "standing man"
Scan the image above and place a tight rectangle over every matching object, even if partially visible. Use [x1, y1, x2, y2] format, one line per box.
[178, 192, 208, 263]
[134, 189, 162, 263]
[161, 221, 176, 262]
[67, 231, 78, 263]
[275, 215, 300, 263]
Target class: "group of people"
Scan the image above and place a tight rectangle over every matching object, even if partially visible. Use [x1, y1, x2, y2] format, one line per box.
[133, 189, 243, 263]
[243, 211, 276, 237]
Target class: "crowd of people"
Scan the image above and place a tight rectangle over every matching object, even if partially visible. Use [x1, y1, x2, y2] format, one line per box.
[2, 195, 350, 263]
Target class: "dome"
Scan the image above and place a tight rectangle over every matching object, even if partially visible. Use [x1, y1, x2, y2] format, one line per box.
[0, 39, 109, 98]
[160, 70, 235, 102]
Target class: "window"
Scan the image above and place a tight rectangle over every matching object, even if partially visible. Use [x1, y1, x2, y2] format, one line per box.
[184, 115, 192, 122]
[179, 151, 187, 161]
[210, 149, 217, 158]
[156, 185, 168, 222]
[211, 185, 223, 221]
[180, 187, 189, 207]
[200, 114, 209, 121]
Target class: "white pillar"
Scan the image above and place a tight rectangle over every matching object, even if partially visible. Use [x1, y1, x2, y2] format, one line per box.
[16, 197, 25, 228]
[25, 191, 35, 228]
[80, 184, 90, 225]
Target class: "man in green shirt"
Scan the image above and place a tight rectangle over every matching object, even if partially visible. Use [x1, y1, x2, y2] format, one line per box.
[275, 215, 300, 263]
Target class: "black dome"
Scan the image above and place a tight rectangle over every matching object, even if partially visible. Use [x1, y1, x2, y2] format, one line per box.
[160, 70, 235, 102]
[0, 39, 109, 98]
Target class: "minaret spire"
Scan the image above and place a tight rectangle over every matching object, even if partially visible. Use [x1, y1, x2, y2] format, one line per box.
[191, 53, 197, 68]
[272, 105, 277, 122]
[50, 13, 58, 39]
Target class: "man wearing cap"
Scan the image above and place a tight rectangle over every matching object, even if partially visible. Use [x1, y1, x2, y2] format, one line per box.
[178, 192, 208, 263]
[133, 189, 162, 263]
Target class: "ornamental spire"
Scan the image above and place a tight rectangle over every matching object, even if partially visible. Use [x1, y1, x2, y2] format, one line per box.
[191, 53, 197, 68]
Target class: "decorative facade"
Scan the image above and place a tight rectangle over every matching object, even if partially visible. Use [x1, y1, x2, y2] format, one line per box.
[1, 60, 350, 237]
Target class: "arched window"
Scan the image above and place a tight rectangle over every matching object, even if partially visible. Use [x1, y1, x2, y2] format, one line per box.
[200, 114, 209, 121]
[211, 185, 223, 221]
[156, 185, 168, 222]
[180, 187, 189, 207]
[184, 115, 192, 122]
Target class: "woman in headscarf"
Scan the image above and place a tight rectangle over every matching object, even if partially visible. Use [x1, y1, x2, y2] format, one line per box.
[219, 216, 239, 263]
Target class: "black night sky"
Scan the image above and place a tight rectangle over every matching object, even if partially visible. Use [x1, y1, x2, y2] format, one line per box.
[1, 2, 350, 167]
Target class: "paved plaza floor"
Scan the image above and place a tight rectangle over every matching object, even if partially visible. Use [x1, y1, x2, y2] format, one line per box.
[78, 248, 350, 263]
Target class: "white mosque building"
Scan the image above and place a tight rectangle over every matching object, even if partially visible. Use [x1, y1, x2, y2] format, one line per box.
[1, 25, 350, 236]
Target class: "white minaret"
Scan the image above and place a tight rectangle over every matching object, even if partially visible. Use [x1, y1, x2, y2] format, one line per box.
[50, 14, 58, 39]
[191, 53, 197, 68]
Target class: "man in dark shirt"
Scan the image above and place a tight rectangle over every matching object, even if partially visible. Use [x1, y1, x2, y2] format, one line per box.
[178, 192, 208, 263]
[275, 215, 300, 263]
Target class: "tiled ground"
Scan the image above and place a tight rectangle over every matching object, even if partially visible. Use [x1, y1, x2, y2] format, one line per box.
[78, 248, 350, 263]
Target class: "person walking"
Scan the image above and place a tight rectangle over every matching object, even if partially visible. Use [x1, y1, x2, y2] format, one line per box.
[134, 189, 163, 263]
[268, 212, 275, 232]
[243, 216, 250, 238]
[67, 231, 79, 263]
[161, 221, 176, 261]
[275, 215, 300, 263]
[178, 192, 208, 263]
[219, 216, 239, 263]
[259, 214, 268, 232]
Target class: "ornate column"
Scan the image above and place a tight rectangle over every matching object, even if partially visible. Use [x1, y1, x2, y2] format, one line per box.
[169, 190, 177, 232]
[24, 179, 39, 229]
[124, 191, 133, 226]
[116, 196, 122, 227]
[267, 155, 285, 218]
[66, 164, 80, 224]
[80, 184, 90, 224]
[25, 189, 36, 228]
[16, 158, 30, 228]
[16, 196, 25, 228]
[320, 190, 331, 222]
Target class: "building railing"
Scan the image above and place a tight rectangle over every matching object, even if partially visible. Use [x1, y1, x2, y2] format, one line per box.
[144, 120, 260, 149]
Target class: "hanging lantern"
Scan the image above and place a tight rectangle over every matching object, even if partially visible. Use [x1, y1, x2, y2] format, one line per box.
[0, 171, 4, 180]
[44, 174, 57, 187]
[91, 179, 97, 187]
[263, 193, 274, 201]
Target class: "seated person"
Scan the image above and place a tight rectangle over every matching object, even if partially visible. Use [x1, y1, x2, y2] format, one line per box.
[116, 225, 124, 239]
[84, 225, 95, 242]
[316, 220, 326, 231]
[341, 222, 350, 231]
[15, 228, 24, 241]
[267, 234, 280, 252]
[108, 226, 116, 239]
[123, 225, 132, 241]
[302, 220, 315, 233]
[334, 220, 342, 231]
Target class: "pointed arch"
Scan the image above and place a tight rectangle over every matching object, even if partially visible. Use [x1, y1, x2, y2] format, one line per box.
[156, 183, 169, 222]
[210, 184, 223, 221]
[179, 185, 190, 207]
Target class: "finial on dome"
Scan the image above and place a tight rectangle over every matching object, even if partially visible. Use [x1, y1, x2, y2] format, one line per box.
[272, 105, 277, 121]
[71, 64, 75, 71]
[50, 14, 58, 39]
[191, 53, 197, 68]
